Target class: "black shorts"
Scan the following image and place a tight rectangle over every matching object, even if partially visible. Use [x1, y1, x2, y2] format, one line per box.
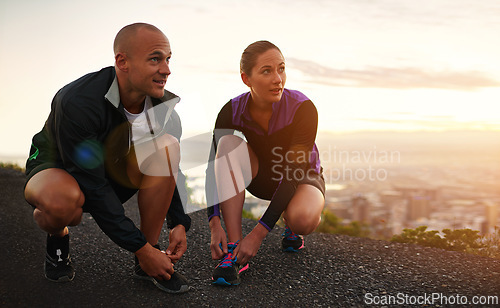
[24, 145, 137, 211]
[25, 141, 63, 189]
[246, 164, 325, 201]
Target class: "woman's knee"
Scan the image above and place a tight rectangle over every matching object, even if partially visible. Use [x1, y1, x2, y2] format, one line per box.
[284, 184, 324, 235]
[216, 135, 246, 158]
[215, 135, 255, 191]
[286, 211, 321, 235]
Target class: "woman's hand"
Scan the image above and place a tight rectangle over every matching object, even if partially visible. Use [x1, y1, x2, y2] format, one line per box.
[233, 223, 268, 265]
[209, 216, 228, 260]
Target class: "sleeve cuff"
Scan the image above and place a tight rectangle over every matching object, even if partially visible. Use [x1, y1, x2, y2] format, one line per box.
[258, 219, 273, 232]
[167, 214, 191, 232]
[208, 213, 220, 222]
[207, 204, 220, 222]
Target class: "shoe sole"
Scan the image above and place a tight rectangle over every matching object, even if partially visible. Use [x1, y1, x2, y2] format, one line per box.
[211, 263, 249, 286]
[44, 274, 74, 282]
[282, 242, 305, 252]
[133, 273, 190, 294]
[282, 237, 305, 253]
[212, 277, 239, 286]
[44, 263, 75, 282]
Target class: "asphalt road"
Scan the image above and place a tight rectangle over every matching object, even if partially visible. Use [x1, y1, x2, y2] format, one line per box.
[1, 168, 499, 307]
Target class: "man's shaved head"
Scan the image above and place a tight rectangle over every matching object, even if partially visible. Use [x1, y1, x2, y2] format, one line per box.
[113, 23, 172, 103]
[113, 23, 165, 56]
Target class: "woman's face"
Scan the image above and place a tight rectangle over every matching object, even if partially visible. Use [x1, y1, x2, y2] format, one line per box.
[243, 48, 286, 106]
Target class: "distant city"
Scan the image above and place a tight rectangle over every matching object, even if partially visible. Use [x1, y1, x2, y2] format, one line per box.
[184, 131, 500, 237]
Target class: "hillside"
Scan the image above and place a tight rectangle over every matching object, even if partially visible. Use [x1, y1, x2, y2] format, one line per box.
[0, 168, 498, 307]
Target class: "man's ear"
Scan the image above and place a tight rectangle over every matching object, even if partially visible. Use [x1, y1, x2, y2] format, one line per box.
[115, 52, 128, 72]
[241, 72, 251, 87]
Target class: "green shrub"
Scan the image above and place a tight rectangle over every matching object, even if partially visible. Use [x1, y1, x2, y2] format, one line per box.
[391, 226, 499, 259]
[391, 226, 448, 249]
[316, 209, 370, 237]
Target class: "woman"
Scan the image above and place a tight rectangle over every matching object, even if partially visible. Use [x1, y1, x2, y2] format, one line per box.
[205, 40, 325, 286]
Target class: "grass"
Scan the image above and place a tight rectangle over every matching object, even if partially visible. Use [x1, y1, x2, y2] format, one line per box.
[0, 162, 24, 172]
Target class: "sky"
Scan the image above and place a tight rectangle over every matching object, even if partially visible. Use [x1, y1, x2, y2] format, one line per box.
[1, 0, 500, 159]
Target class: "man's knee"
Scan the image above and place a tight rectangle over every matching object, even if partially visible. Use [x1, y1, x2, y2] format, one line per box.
[44, 186, 83, 219]
[133, 134, 180, 177]
[25, 169, 84, 208]
[155, 133, 180, 164]
[29, 182, 84, 228]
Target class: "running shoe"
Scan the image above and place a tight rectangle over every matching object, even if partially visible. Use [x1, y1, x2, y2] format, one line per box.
[133, 246, 190, 294]
[44, 233, 75, 282]
[281, 226, 304, 252]
[212, 242, 249, 286]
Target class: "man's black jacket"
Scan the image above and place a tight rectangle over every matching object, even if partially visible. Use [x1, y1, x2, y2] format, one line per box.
[27, 66, 190, 252]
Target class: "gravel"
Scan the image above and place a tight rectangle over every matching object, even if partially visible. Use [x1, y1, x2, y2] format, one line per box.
[1, 168, 499, 307]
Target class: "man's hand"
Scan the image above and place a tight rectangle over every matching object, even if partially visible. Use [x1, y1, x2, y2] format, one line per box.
[233, 223, 268, 265]
[166, 225, 187, 264]
[209, 216, 228, 260]
[135, 243, 174, 280]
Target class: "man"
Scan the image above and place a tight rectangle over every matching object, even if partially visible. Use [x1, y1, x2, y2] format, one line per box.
[24, 23, 190, 294]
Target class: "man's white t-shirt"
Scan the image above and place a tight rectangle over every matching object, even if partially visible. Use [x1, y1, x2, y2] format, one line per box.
[123, 96, 160, 144]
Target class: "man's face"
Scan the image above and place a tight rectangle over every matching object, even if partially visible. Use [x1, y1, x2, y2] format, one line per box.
[126, 28, 172, 99]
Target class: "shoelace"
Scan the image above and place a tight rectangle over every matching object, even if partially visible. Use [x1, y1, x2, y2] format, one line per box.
[218, 242, 239, 268]
[282, 227, 300, 240]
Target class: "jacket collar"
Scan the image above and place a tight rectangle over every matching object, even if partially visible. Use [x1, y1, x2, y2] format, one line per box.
[104, 76, 121, 108]
[104, 75, 181, 109]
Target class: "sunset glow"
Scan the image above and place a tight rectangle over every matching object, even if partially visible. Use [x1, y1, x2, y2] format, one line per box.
[1, 0, 500, 158]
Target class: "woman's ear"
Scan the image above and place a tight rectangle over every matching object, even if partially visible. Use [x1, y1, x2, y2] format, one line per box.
[241, 72, 251, 87]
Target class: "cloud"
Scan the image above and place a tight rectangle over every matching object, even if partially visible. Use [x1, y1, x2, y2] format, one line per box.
[352, 117, 500, 130]
[287, 58, 500, 91]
